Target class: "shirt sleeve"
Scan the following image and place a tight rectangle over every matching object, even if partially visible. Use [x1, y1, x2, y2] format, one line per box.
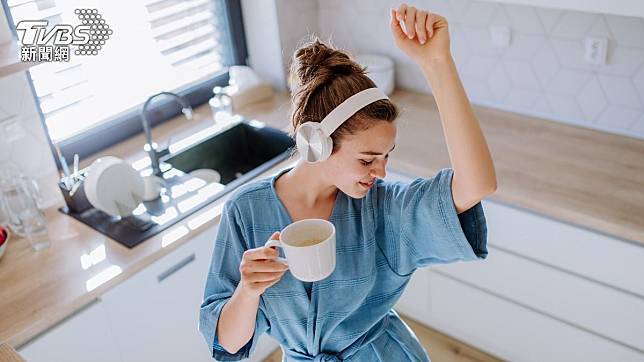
[199, 200, 270, 361]
[375, 168, 488, 275]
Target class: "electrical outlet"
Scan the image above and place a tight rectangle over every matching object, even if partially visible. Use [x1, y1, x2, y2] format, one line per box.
[584, 36, 608, 65]
[490, 25, 511, 48]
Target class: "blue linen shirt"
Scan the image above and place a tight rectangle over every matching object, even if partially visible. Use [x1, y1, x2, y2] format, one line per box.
[199, 167, 488, 361]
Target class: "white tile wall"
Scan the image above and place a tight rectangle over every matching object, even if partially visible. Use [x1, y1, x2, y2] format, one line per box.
[312, 0, 644, 140]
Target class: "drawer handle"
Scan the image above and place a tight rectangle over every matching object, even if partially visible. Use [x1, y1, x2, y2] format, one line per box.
[157, 253, 196, 282]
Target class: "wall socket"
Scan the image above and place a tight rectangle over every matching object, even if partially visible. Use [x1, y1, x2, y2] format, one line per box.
[584, 36, 608, 65]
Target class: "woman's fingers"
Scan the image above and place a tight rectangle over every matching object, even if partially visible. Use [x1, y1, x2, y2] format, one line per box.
[245, 271, 286, 283]
[393, 4, 434, 44]
[426, 13, 435, 38]
[243, 231, 281, 261]
[397, 3, 407, 21]
[243, 245, 278, 261]
[402, 5, 417, 39]
[415, 10, 428, 44]
[390, 9, 406, 40]
[243, 259, 289, 273]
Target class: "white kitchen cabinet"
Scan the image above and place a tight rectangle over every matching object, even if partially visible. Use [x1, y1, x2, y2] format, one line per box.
[425, 270, 644, 362]
[479, 0, 644, 18]
[18, 219, 279, 362]
[17, 299, 122, 362]
[101, 226, 218, 362]
[483, 201, 644, 297]
[432, 245, 644, 351]
[101, 224, 279, 362]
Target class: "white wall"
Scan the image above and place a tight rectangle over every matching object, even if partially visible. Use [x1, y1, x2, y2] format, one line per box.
[275, 0, 319, 89]
[0, 6, 62, 207]
[241, 0, 320, 92]
[240, 0, 288, 91]
[315, 0, 644, 140]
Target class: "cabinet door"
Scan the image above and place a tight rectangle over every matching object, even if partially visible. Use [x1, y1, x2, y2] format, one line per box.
[432, 247, 644, 352]
[425, 270, 644, 362]
[484, 201, 644, 297]
[18, 299, 122, 362]
[102, 228, 217, 362]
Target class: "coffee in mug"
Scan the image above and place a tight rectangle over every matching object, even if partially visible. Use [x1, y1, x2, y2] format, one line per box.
[291, 238, 323, 247]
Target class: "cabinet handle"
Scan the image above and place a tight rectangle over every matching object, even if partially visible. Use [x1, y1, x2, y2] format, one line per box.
[157, 253, 196, 283]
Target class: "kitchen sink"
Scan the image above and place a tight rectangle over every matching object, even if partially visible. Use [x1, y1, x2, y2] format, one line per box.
[162, 119, 295, 186]
[61, 118, 295, 248]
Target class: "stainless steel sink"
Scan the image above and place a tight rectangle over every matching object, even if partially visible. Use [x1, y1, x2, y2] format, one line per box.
[61, 118, 295, 248]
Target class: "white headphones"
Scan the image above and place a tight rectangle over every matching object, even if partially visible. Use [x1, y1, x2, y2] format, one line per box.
[295, 87, 389, 163]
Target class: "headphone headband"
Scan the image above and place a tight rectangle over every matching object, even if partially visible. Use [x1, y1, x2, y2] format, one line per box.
[295, 87, 389, 163]
[319, 88, 389, 136]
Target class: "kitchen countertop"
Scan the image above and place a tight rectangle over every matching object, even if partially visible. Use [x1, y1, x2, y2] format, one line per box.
[0, 343, 26, 362]
[0, 88, 642, 349]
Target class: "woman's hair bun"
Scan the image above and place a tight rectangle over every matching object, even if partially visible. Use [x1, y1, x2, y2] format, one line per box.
[290, 36, 365, 89]
[287, 35, 398, 152]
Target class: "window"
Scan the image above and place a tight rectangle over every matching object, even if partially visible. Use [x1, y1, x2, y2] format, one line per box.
[2, 0, 246, 160]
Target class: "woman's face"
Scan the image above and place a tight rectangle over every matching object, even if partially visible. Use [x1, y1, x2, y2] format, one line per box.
[325, 120, 397, 198]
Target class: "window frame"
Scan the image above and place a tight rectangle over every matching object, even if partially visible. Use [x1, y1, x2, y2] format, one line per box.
[1, 0, 248, 167]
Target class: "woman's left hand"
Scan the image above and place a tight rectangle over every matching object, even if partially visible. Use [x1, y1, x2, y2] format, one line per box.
[389, 4, 451, 65]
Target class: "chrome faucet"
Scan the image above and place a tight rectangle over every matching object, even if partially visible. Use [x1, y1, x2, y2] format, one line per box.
[140, 92, 193, 176]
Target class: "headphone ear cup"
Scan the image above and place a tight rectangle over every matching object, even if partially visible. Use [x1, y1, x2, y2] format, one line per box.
[316, 135, 333, 162]
[296, 123, 333, 162]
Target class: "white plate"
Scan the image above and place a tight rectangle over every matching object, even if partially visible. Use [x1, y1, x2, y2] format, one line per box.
[189, 169, 221, 183]
[84, 156, 145, 217]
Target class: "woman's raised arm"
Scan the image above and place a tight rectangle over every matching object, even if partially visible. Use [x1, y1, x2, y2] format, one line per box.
[390, 4, 497, 213]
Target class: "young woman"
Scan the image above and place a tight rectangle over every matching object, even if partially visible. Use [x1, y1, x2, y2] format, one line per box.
[199, 4, 497, 361]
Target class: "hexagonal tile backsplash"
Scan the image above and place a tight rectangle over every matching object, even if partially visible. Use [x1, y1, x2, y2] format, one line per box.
[316, 0, 644, 140]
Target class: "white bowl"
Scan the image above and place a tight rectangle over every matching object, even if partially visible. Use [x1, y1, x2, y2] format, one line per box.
[84, 156, 145, 217]
[355, 54, 395, 95]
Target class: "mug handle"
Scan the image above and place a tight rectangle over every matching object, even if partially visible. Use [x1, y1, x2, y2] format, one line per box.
[264, 239, 288, 265]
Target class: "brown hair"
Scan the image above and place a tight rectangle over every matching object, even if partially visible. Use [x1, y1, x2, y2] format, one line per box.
[288, 36, 398, 154]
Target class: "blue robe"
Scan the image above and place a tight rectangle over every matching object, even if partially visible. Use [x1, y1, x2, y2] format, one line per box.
[199, 167, 488, 361]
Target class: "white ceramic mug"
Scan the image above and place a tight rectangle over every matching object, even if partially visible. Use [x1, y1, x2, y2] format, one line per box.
[264, 219, 336, 282]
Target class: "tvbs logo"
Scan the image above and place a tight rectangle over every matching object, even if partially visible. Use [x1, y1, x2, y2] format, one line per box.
[17, 21, 91, 45]
[17, 9, 112, 62]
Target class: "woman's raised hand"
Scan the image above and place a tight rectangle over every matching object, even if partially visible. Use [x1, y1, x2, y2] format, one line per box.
[238, 232, 289, 298]
[390, 4, 451, 65]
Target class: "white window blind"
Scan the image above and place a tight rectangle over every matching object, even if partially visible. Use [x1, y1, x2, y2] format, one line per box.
[7, 0, 230, 142]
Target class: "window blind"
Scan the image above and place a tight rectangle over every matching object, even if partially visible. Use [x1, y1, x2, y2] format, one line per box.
[6, 0, 233, 142]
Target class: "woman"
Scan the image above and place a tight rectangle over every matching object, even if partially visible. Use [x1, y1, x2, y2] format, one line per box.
[199, 4, 497, 361]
